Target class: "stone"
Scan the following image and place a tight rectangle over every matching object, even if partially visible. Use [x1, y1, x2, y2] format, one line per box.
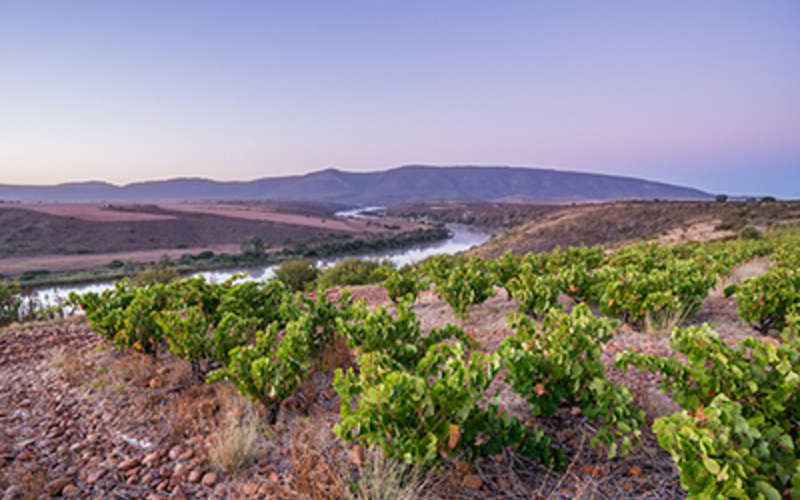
[2, 485, 24, 500]
[144, 450, 162, 466]
[87, 469, 107, 484]
[119, 457, 141, 470]
[269, 471, 280, 484]
[201, 472, 217, 487]
[462, 474, 483, 490]
[168, 446, 184, 460]
[570, 406, 582, 417]
[62, 484, 80, 497]
[188, 469, 202, 483]
[146, 494, 168, 500]
[349, 444, 366, 467]
[159, 465, 173, 477]
[241, 482, 259, 496]
[46, 478, 73, 497]
[179, 448, 195, 460]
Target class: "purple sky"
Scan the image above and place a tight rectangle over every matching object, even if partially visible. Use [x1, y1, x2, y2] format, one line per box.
[1, 1, 799, 197]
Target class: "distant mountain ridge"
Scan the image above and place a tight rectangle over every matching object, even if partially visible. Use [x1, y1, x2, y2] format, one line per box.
[0, 165, 712, 205]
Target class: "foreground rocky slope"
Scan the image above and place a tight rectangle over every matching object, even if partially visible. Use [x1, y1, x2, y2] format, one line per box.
[0, 286, 763, 500]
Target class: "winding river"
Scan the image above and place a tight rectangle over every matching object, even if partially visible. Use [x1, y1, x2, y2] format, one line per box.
[34, 223, 491, 308]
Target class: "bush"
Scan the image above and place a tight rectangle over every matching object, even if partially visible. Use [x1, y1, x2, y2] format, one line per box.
[0, 282, 21, 327]
[334, 341, 562, 468]
[132, 265, 179, 286]
[240, 235, 265, 256]
[617, 325, 800, 499]
[382, 267, 428, 303]
[19, 269, 50, 281]
[737, 265, 800, 334]
[108, 259, 124, 269]
[502, 305, 644, 457]
[739, 225, 764, 240]
[273, 259, 320, 292]
[427, 257, 496, 321]
[316, 258, 393, 289]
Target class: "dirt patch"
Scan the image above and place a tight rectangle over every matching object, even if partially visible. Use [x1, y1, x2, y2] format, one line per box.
[16, 203, 176, 222]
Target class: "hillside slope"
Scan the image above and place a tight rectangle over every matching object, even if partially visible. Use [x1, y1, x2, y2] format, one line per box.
[0, 165, 711, 204]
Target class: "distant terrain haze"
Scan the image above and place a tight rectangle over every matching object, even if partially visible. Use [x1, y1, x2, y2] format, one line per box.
[0, 165, 711, 205]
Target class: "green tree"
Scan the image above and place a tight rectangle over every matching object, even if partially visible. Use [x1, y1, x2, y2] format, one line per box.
[240, 235, 265, 257]
[273, 259, 320, 292]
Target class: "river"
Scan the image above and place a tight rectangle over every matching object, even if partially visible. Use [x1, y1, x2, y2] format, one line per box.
[33, 223, 491, 308]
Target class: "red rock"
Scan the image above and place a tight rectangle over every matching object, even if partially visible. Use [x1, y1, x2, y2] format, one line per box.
[146, 494, 168, 500]
[201, 472, 217, 487]
[119, 458, 141, 470]
[168, 446, 184, 460]
[46, 478, 73, 496]
[188, 469, 202, 483]
[268, 471, 280, 483]
[62, 484, 80, 497]
[349, 444, 366, 467]
[241, 482, 259, 496]
[570, 406, 582, 417]
[628, 466, 644, 476]
[87, 469, 107, 484]
[462, 474, 483, 490]
[179, 448, 195, 460]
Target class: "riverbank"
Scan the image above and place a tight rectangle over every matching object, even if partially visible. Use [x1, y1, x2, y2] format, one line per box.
[2, 226, 452, 290]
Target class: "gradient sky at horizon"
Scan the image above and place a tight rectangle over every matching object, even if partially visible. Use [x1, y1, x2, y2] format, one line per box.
[1, 1, 799, 197]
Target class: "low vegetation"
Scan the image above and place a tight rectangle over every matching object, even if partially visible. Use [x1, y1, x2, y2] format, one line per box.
[27, 219, 799, 499]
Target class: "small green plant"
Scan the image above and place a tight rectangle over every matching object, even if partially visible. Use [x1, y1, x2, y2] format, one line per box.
[382, 267, 428, 303]
[429, 257, 496, 321]
[617, 325, 800, 499]
[502, 304, 644, 457]
[739, 225, 764, 241]
[316, 258, 393, 289]
[273, 258, 320, 292]
[334, 342, 562, 468]
[0, 282, 21, 327]
[737, 265, 800, 334]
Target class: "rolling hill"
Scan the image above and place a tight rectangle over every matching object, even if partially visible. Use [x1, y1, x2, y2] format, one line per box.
[0, 165, 712, 205]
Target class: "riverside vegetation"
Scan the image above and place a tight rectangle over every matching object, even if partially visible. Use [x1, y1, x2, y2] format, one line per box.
[4, 225, 799, 499]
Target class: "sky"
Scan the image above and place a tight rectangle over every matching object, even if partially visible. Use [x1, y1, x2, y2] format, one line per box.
[1, 1, 799, 197]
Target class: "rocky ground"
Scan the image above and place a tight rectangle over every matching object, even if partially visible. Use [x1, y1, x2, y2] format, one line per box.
[0, 286, 764, 500]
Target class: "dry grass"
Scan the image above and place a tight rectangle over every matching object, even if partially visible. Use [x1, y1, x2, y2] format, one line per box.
[710, 256, 771, 298]
[48, 346, 87, 386]
[643, 306, 694, 338]
[318, 333, 354, 372]
[18, 465, 46, 500]
[346, 449, 432, 500]
[208, 421, 261, 473]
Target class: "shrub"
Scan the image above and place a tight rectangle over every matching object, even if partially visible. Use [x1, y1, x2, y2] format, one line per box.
[737, 265, 800, 334]
[739, 225, 764, 241]
[427, 257, 496, 321]
[382, 267, 428, 303]
[132, 265, 179, 286]
[334, 342, 562, 468]
[502, 305, 644, 457]
[0, 282, 21, 327]
[240, 235, 265, 256]
[617, 325, 800, 499]
[273, 259, 320, 292]
[316, 258, 393, 289]
[108, 259, 124, 269]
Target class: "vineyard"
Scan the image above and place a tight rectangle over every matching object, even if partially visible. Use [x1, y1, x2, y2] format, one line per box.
[2, 225, 800, 499]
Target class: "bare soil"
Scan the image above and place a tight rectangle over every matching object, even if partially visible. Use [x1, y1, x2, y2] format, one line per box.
[391, 200, 800, 258]
[0, 282, 765, 500]
[0, 202, 422, 278]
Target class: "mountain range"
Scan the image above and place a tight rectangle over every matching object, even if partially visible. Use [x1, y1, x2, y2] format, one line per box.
[0, 165, 712, 205]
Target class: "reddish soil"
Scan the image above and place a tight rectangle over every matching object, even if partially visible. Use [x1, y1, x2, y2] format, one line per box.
[0, 283, 766, 499]
[0, 202, 422, 278]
